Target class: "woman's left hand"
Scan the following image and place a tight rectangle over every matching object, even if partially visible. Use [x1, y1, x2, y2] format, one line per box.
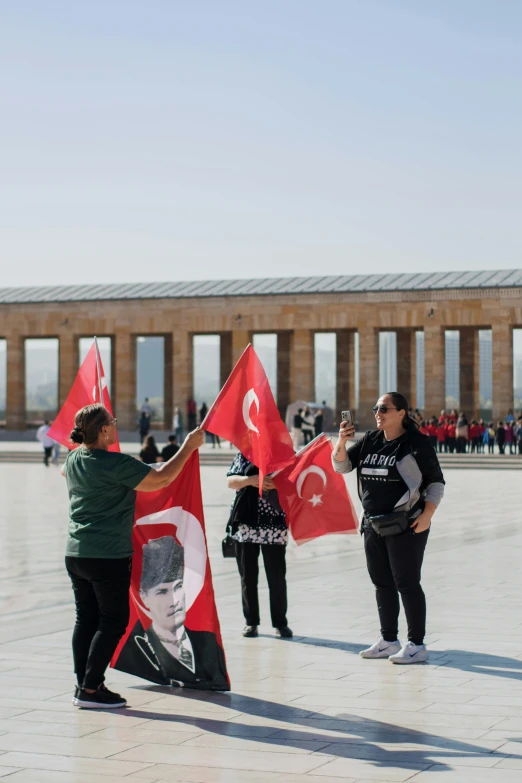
[410, 512, 432, 534]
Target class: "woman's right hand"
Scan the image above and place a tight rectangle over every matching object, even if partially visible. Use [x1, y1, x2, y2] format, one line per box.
[338, 421, 356, 442]
[248, 475, 275, 490]
[184, 427, 205, 452]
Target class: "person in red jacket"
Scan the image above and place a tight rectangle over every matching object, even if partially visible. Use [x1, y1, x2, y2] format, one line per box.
[436, 421, 447, 453]
[427, 419, 438, 450]
[469, 420, 480, 453]
[446, 419, 457, 453]
[420, 420, 429, 436]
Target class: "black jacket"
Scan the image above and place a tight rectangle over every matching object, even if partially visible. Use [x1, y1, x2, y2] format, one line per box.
[333, 427, 445, 516]
[114, 621, 229, 691]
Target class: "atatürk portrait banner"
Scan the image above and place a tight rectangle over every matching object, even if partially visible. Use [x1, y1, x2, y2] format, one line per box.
[112, 451, 230, 691]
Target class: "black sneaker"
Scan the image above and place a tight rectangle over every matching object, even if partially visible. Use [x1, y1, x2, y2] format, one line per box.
[98, 683, 124, 701]
[275, 626, 293, 639]
[73, 688, 127, 709]
[242, 625, 259, 638]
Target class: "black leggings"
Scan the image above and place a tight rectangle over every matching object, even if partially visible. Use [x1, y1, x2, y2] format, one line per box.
[363, 526, 429, 646]
[235, 542, 288, 628]
[65, 556, 131, 690]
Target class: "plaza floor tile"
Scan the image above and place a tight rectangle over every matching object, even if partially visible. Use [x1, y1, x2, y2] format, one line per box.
[2, 464, 522, 783]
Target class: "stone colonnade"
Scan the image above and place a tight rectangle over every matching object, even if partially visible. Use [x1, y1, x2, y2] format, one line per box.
[0, 290, 519, 430]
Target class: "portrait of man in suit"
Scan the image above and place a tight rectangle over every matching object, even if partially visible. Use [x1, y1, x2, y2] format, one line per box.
[114, 535, 228, 690]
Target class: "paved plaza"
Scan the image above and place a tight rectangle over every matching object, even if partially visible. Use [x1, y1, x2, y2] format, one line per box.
[0, 460, 522, 782]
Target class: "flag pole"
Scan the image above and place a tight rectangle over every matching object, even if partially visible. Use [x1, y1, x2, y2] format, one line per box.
[94, 336, 104, 404]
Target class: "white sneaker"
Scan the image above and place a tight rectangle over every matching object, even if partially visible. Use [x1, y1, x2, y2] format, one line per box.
[359, 637, 402, 659]
[389, 641, 429, 664]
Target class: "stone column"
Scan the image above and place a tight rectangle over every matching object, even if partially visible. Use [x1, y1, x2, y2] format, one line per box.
[410, 331, 419, 410]
[163, 334, 174, 429]
[336, 330, 355, 418]
[289, 329, 314, 403]
[459, 327, 479, 417]
[231, 330, 252, 365]
[357, 327, 379, 429]
[423, 323, 446, 418]
[219, 332, 232, 387]
[277, 331, 291, 417]
[6, 334, 25, 430]
[173, 330, 193, 417]
[58, 333, 78, 407]
[396, 330, 415, 404]
[492, 322, 513, 421]
[113, 331, 136, 430]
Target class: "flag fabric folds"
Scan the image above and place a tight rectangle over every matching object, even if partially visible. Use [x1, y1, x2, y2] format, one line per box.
[111, 451, 230, 690]
[201, 344, 295, 480]
[274, 434, 359, 545]
[48, 341, 119, 451]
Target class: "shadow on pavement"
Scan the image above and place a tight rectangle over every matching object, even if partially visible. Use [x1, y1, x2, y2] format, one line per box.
[122, 688, 519, 773]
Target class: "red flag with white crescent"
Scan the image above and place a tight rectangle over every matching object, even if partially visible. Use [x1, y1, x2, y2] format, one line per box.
[111, 452, 230, 690]
[48, 340, 119, 451]
[274, 434, 358, 545]
[201, 344, 294, 480]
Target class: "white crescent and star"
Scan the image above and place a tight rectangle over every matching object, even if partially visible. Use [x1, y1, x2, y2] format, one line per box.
[242, 388, 260, 434]
[296, 465, 327, 506]
[92, 376, 107, 402]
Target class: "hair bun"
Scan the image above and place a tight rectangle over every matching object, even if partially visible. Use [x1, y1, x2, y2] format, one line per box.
[69, 426, 85, 444]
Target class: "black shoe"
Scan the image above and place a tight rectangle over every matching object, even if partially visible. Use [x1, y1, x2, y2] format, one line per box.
[242, 625, 259, 638]
[275, 626, 293, 638]
[98, 683, 124, 701]
[72, 688, 127, 709]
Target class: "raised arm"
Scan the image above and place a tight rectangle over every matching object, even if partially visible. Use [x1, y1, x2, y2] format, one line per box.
[332, 421, 360, 473]
[135, 428, 205, 491]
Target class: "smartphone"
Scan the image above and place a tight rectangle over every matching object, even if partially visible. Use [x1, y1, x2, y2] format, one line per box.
[341, 410, 353, 426]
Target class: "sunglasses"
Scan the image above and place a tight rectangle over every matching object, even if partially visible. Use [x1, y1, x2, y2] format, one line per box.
[372, 405, 398, 414]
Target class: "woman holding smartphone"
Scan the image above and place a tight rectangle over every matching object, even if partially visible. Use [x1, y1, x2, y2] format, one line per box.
[333, 393, 444, 664]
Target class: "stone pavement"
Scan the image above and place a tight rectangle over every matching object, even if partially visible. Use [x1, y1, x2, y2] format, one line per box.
[0, 461, 521, 782]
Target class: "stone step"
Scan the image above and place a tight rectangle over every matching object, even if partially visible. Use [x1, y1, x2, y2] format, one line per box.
[0, 451, 520, 469]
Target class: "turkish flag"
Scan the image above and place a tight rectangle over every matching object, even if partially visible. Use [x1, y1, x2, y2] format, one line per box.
[202, 344, 294, 477]
[274, 434, 358, 545]
[112, 451, 230, 690]
[48, 340, 119, 451]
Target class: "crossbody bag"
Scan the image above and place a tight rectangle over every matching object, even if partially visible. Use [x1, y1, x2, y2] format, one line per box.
[366, 511, 411, 537]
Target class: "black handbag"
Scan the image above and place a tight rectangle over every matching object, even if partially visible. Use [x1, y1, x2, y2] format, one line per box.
[222, 535, 236, 558]
[367, 511, 411, 537]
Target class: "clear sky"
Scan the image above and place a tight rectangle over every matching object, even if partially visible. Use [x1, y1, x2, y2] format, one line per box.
[1, 0, 521, 288]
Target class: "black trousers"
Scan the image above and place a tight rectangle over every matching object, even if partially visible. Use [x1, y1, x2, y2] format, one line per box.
[235, 542, 288, 628]
[65, 556, 131, 690]
[43, 446, 53, 466]
[363, 526, 429, 646]
[456, 436, 468, 453]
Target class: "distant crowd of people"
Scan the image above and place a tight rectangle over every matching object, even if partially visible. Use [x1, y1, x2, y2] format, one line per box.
[416, 408, 522, 455]
[291, 406, 324, 450]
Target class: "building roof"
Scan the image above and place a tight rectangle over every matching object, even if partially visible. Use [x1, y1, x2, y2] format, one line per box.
[0, 269, 521, 304]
